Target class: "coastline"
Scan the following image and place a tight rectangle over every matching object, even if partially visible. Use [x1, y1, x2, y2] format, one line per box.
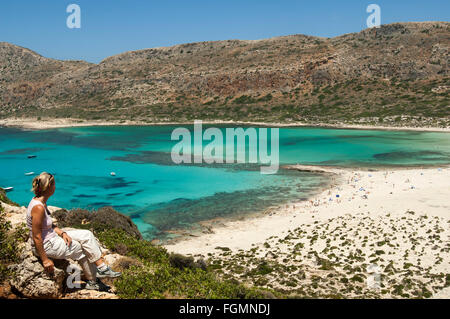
[1, 117, 450, 132]
[164, 165, 450, 267]
[3, 165, 448, 298]
[2, 117, 449, 297]
[165, 164, 449, 298]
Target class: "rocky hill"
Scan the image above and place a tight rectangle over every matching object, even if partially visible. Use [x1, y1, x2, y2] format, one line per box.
[0, 22, 449, 125]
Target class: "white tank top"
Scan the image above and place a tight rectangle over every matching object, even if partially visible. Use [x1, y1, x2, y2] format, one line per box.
[26, 198, 56, 243]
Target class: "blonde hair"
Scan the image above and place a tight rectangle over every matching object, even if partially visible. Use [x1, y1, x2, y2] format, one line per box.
[31, 172, 55, 197]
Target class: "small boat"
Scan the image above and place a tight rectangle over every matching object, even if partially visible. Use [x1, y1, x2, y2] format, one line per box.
[25, 172, 35, 176]
[110, 172, 116, 176]
[27, 155, 37, 159]
[3, 187, 13, 192]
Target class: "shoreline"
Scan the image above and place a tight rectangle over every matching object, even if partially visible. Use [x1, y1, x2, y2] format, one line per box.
[1, 117, 450, 132]
[163, 165, 450, 264]
[172, 164, 449, 298]
[160, 168, 339, 246]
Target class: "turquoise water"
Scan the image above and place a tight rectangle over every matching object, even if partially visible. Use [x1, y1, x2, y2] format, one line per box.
[1, 125, 450, 240]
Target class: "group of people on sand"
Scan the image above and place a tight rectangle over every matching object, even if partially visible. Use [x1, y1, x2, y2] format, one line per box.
[27, 172, 121, 291]
[303, 171, 380, 210]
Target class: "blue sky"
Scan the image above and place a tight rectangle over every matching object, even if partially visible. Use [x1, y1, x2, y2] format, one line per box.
[0, 0, 448, 63]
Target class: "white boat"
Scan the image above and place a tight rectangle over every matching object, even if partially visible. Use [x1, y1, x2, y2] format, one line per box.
[25, 172, 35, 176]
[3, 187, 13, 192]
[110, 172, 116, 176]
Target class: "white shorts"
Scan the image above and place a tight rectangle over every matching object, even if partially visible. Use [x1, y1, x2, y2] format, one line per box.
[36, 229, 103, 263]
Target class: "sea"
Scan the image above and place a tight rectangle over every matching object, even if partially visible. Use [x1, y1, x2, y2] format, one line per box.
[1, 125, 449, 241]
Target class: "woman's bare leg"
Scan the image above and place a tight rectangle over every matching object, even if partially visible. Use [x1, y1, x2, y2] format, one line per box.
[94, 257, 105, 266]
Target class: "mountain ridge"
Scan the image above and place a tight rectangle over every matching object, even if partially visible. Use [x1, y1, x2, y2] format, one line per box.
[0, 21, 449, 125]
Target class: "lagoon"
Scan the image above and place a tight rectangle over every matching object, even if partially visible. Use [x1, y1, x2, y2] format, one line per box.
[1, 125, 449, 241]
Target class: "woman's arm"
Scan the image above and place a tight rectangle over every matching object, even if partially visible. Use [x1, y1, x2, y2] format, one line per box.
[53, 226, 63, 236]
[53, 226, 72, 246]
[31, 206, 54, 273]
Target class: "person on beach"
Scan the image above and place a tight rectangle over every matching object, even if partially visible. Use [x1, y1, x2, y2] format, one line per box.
[26, 172, 121, 291]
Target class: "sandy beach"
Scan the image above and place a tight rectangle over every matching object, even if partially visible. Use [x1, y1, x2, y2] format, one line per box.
[165, 165, 450, 297]
[1, 117, 450, 132]
[165, 166, 450, 256]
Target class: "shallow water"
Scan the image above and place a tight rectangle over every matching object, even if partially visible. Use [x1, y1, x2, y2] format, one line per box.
[1, 125, 449, 240]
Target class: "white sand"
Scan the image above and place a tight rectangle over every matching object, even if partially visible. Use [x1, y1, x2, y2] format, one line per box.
[165, 166, 450, 259]
[1, 117, 449, 132]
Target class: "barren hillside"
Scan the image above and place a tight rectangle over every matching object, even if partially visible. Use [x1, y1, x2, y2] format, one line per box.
[0, 22, 449, 125]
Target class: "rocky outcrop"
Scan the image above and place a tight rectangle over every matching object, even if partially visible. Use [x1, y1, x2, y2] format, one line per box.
[8, 241, 69, 299]
[0, 188, 20, 207]
[52, 206, 142, 240]
[1, 198, 134, 299]
[1, 201, 59, 229]
[8, 241, 121, 299]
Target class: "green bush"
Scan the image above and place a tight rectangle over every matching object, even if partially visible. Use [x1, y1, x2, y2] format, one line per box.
[258, 94, 273, 102]
[97, 229, 277, 299]
[115, 263, 275, 299]
[233, 95, 256, 104]
[97, 229, 169, 265]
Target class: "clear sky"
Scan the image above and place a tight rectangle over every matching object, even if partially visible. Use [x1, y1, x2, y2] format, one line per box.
[1, 0, 448, 63]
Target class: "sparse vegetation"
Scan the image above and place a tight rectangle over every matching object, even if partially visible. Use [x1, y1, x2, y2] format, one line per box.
[205, 211, 450, 298]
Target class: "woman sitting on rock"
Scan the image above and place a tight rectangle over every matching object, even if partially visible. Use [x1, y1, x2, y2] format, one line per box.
[26, 172, 121, 291]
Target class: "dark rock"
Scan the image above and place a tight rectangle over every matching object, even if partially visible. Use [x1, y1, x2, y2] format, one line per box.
[169, 253, 207, 271]
[113, 243, 128, 256]
[52, 206, 142, 239]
